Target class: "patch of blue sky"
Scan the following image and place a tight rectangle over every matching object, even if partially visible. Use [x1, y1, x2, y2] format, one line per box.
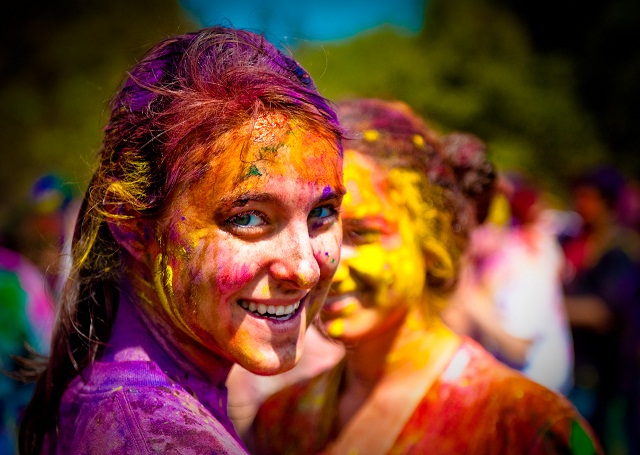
[179, 0, 427, 47]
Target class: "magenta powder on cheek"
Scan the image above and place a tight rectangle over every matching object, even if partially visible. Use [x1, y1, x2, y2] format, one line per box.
[215, 263, 253, 295]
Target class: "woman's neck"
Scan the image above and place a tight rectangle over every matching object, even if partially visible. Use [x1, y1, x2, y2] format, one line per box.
[347, 309, 457, 374]
[339, 307, 460, 426]
[343, 309, 459, 396]
[103, 275, 232, 388]
[342, 321, 402, 390]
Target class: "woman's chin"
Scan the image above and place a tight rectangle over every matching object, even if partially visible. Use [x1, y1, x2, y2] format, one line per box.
[236, 346, 301, 376]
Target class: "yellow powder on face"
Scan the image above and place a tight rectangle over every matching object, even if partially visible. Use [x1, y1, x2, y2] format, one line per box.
[340, 151, 427, 312]
[330, 264, 358, 301]
[339, 301, 358, 317]
[342, 149, 387, 219]
[188, 228, 209, 248]
[259, 284, 270, 298]
[348, 244, 396, 289]
[164, 262, 174, 300]
[331, 261, 350, 285]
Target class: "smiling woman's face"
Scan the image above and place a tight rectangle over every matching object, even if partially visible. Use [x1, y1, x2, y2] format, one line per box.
[145, 114, 344, 375]
[321, 149, 428, 344]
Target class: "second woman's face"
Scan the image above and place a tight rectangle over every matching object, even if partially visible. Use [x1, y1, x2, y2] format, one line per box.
[321, 150, 428, 344]
[149, 115, 344, 375]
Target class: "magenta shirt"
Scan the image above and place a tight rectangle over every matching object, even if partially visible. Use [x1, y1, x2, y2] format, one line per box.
[44, 299, 248, 455]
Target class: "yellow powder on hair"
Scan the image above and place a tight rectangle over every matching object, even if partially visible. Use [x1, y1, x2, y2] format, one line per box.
[363, 129, 380, 142]
[327, 319, 345, 338]
[153, 254, 198, 339]
[412, 134, 425, 148]
[387, 168, 457, 284]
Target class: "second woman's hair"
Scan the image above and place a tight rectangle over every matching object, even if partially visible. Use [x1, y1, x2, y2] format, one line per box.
[335, 98, 495, 311]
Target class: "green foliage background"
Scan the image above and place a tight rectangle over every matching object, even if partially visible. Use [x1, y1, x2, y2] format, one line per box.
[0, 0, 636, 229]
[0, 0, 195, 227]
[294, 0, 609, 199]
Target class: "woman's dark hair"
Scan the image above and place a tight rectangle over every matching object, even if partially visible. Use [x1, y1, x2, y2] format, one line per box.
[19, 25, 342, 454]
[441, 132, 497, 225]
[335, 99, 495, 314]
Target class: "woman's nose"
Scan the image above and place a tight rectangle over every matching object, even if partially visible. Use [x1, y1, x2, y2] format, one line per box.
[269, 226, 320, 290]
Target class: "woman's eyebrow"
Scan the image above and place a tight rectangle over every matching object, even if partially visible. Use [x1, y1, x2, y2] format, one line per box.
[317, 188, 346, 202]
[219, 186, 346, 209]
[221, 192, 275, 208]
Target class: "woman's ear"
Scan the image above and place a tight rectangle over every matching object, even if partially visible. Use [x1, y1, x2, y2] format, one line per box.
[104, 203, 159, 265]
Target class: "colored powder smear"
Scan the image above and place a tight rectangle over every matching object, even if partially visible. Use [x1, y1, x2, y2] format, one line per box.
[247, 164, 262, 177]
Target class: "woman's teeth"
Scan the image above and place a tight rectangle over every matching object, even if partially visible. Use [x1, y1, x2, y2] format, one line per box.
[239, 300, 301, 320]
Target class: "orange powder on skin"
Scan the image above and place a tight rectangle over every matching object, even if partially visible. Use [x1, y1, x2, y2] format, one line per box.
[209, 114, 342, 200]
[223, 119, 341, 366]
[140, 115, 342, 371]
[227, 329, 269, 369]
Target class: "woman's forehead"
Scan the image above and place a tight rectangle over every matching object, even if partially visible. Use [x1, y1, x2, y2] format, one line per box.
[197, 118, 343, 201]
[250, 112, 290, 143]
[342, 149, 429, 222]
[342, 150, 391, 214]
[344, 150, 387, 192]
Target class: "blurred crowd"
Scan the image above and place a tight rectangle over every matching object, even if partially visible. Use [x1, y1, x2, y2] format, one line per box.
[228, 161, 640, 455]
[1, 162, 639, 454]
[0, 174, 79, 453]
[443, 164, 640, 454]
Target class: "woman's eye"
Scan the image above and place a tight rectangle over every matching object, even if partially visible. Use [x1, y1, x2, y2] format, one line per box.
[309, 205, 336, 219]
[229, 211, 265, 227]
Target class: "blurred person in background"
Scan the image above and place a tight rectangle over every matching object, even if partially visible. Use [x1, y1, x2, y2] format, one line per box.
[561, 165, 640, 454]
[0, 175, 67, 454]
[443, 171, 574, 395]
[0, 246, 55, 455]
[4, 174, 80, 300]
[252, 99, 600, 455]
